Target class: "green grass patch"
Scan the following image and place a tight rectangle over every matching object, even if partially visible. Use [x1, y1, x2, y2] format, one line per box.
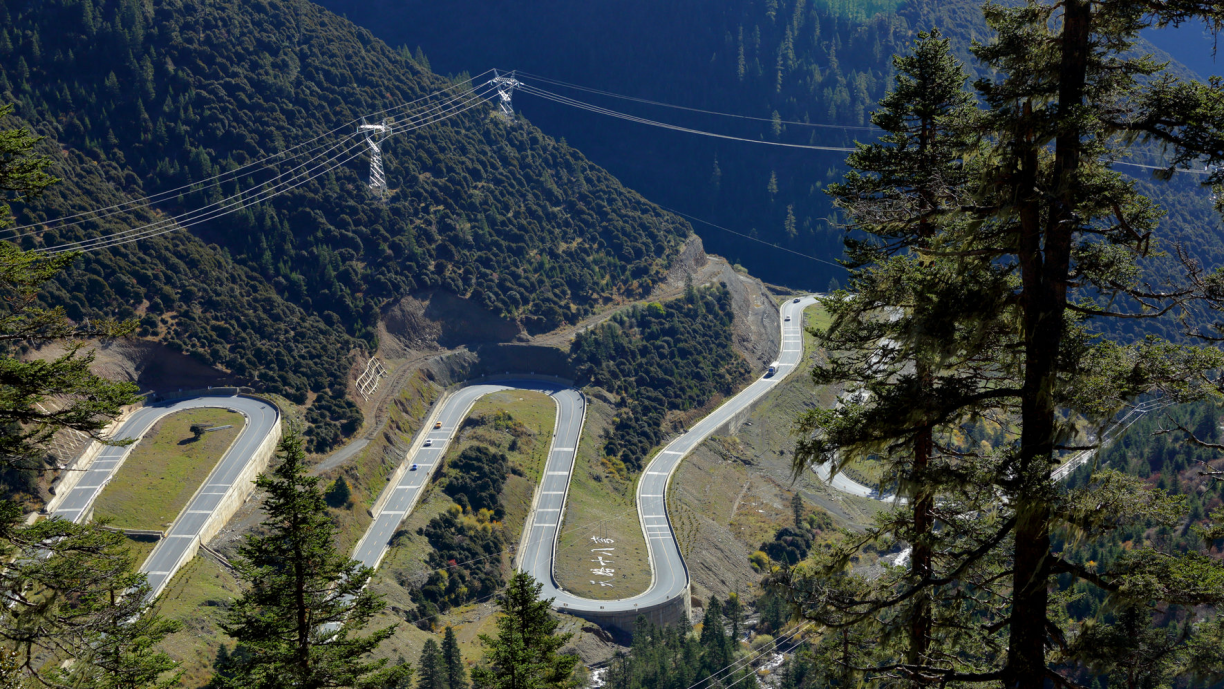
[805, 302, 833, 334]
[93, 408, 244, 531]
[450, 390, 556, 538]
[553, 395, 653, 600]
[152, 556, 243, 688]
[122, 533, 160, 569]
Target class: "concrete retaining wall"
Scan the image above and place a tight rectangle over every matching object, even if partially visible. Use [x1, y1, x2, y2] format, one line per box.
[149, 534, 202, 600]
[152, 387, 241, 403]
[45, 407, 137, 514]
[198, 399, 282, 547]
[472, 343, 575, 380]
[558, 587, 692, 637]
[145, 394, 281, 600]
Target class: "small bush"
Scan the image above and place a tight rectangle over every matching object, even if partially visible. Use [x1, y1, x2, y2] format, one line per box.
[749, 550, 770, 572]
[324, 477, 353, 508]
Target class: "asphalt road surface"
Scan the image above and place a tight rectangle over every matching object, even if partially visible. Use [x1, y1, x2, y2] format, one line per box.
[354, 296, 822, 616]
[349, 379, 580, 573]
[50, 394, 280, 598]
[523, 296, 820, 613]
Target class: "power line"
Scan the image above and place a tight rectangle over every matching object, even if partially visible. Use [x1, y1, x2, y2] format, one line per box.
[40, 83, 499, 254]
[1111, 160, 1212, 174]
[658, 205, 846, 269]
[517, 83, 859, 153]
[45, 84, 494, 253]
[514, 71, 879, 132]
[688, 622, 811, 689]
[8, 70, 497, 239]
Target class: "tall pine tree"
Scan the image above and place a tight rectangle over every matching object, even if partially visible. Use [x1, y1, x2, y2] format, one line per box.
[417, 639, 445, 689]
[442, 626, 467, 689]
[0, 105, 179, 687]
[970, 2, 1224, 686]
[470, 572, 579, 689]
[214, 428, 409, 689]
[785, 5, 1224, 688]
[791, 30, 1013, 679]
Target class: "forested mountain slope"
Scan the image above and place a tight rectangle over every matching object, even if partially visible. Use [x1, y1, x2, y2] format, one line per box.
[315, 0, 1223, 290]
[1, 0, 692, 450]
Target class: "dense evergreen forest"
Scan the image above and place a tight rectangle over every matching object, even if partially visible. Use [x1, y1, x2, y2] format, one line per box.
[316, 0, 1222, 291]
[570, 284, 750, 473]
[1057, 403, 1224, 633]
[1, 0, 693, 450]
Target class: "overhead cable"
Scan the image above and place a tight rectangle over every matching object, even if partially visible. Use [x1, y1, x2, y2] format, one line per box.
[9, 70, 497, 239]
[43, 83, 498, 253]
[514, 71, 879, 132]
[687, 622, 811, 689]
[42, 89, 486, 253]
[1111, 160, 1212, 174]
[48, 88, 494, 253]
[517, 83, 858, 153]
[659, 205, 846, 269]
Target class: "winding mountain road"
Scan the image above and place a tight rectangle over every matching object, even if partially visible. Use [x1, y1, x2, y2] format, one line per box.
[66, 293, 1156, 623]
[49, 394, 280, 599]
[54, 293, 827, 621]
[53, 294, 849, 619]
[349, 379, 583, 573]
[357, 296, 819, 624]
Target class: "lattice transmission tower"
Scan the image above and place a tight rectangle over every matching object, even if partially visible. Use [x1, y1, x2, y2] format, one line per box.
[359, 118, 392, 201]
[492, 70, 521, 122]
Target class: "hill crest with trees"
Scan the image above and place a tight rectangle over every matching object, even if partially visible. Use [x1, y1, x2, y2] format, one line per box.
[1, 0, 695, 451]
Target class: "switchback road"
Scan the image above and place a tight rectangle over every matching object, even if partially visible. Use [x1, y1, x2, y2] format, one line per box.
[50, 394, 280, 598]
[358, 296, 818, 621]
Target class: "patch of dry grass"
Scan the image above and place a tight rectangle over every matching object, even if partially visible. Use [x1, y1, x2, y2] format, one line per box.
[320, 370, 440, 551]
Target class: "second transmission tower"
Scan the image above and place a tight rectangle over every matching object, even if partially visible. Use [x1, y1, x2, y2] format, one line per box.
[492, 70, 521, 122]
[359, 118, 392, 201]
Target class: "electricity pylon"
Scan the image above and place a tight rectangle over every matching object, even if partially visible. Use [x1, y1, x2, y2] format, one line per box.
[492, 70, 521, 122]
[358, 118, 392, 201]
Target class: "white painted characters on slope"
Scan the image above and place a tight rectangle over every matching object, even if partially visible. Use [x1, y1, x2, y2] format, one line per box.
[589, 541, 615, 586]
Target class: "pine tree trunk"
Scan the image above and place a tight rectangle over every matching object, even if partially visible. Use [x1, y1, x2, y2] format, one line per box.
[1008, 4, 1092, 687]
[910, 107, 936, 675]
[294, 495, 311, 684]
[1011, 93, 1053, 689]
[909, 422, 933, 671]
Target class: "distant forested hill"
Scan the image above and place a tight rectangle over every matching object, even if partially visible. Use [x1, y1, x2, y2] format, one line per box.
[314, 0, 1223, 290]
[1, 0, 692, 449]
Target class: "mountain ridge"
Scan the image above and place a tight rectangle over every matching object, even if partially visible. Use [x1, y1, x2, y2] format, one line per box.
[3, 0, 701, 450]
